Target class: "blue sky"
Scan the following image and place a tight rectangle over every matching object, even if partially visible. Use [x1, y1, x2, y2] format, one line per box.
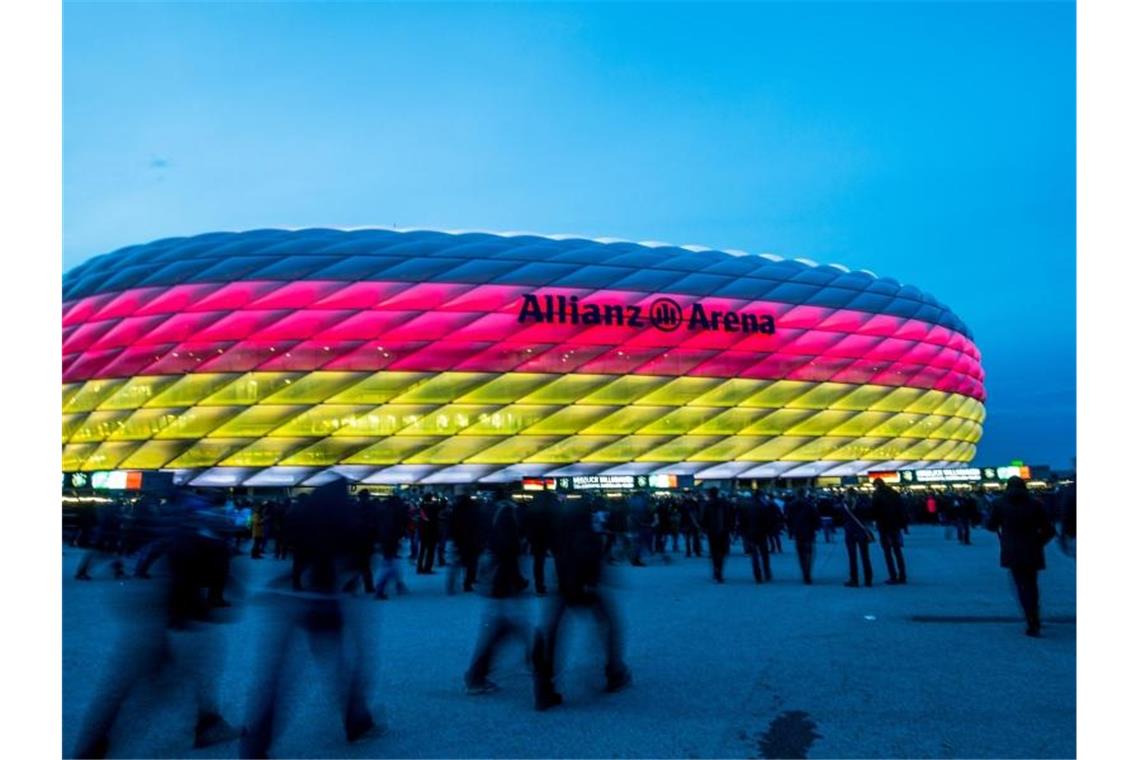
[63, 1, 1075, 467]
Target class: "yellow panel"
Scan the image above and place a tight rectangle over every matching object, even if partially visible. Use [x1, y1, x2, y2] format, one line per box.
[583, 435, 673, 462]
[406, 436, 501, 464]
[637, 407, 723, 435]
[863, 438, 923, 460]
[637, 377, 722, 407]
[167, 439, 251, 469]
[828, 411, 894, 437]
[108, 408, 184, 441]
[691, 408, 775, 435]
[98, 375, 181, 410]
[637, 435, 723, 462]
[62, 443, 98, 471]
[787, 410, 859, 437]
[62, 414, 87, 443]
[782, 437, 852, 461]
[152, 406, 244, 439]
[961, 398, 986, 423]
[391, 372, 491, 404]
[62, 383, 82, 409]
[688, 379, 771, 408]
[80, 441, 143, 471]
[332, 404, 438, 437]
[326, 372, 431, 404]
[261, 372, 368, 404]
[932, 392, 968, 418]
[522, 405, 618, 435]
[221, 438, 310, 467]
[975, 404, 987, 424]
[119, 440, 193, 469]
[899, 415, 951, 440]
[466, 436, 562, 464]
[868, 387, 926, 413]
[209, 405, 307, 438]
[69, 410, 135, 443]
[957, 419, 983, 443]
[280, 437, 376, 466]
[740, 409, 815, 435]
[829, 384, 894, 411]
[146, 374, 240, 408]
[268, 405, 376, 437]
[461, 405, 559, 435]
[579, 375, 672, 405]
[895, 438, 940, 460]
[583, 406, 674, 435]
[948, 442, 976, 461]
[740, 437, 813, 460]
[742, 381, 816, 409]
[785, 382, 857, 410]
[924, 439, 960, 461]
[344, 436, 437, 465]
[64, 379, 128, 413]
[397, 405, 501, 436]
[525, 435, 618, 463]
[457, 373, 558, 404]
[200, 372, 305, 406]
[518, 374, 614, 404]
[826, 437, 890, 460]
[690, 435, 770, 462]
[867, 413, 925, 438]
[903, 390, 948, 415]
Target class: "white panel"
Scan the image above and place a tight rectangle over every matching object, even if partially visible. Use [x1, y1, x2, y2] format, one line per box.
[650, 462, 707, 476]
[477, 464, 552, 484]
[598, 462, 662, 476]
[737, 462, 799, 479]
[420, 465, 498, 484]
[545, 463, 608, 477]
[362, 465, 439, 484]
[780, 462, 836, 479]
[693, 462, 757, 480]
[817, 461, 873, 477]
[189, 467, 255, 487]
[243, 466, 314, 487]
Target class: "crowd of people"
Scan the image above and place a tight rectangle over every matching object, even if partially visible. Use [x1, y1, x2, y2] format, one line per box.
[62, 476, 1075, 758]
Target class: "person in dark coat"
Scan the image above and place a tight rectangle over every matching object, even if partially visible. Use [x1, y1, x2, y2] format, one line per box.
[741, 492, 773, 583]
[464, 491, 530, 694]
[871, 478, 909, 584]
[417, 494, 442, 574]
[532, 495, 631, 711]
[525, 490, 557, 594]
[447, 493, 484, 594]
[1059, 482, 1076, 556]
[840, 490, 874, 587]
[985, 477, 1057, 637]
[785, 490, 821, 584]
[375, 492, 410, 599]
[681, 494, 703, 557]
[700, 488, 735, 583]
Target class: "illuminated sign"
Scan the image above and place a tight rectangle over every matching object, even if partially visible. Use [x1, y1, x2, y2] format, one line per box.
[867, 471, 901, 484]
[553, 473, 693, 491]
[521, 477, 556, 492]
[89, 470, 147, 490]
[517, 293, 776, 334]
[995, 465, 1032, 481]
[902, 468, 982, 483]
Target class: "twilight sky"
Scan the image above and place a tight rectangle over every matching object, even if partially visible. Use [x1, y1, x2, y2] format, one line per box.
[63, 1, 1075, 468]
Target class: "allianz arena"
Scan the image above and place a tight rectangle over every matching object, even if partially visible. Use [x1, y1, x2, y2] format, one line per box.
[61, 229, 985, 487]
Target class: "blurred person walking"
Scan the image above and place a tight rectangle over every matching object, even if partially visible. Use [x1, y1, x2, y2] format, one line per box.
[701, 488, 735, 583]
[872, 478, 909, 585]
[840, 490, 874, 587]
[785, 490, 821, 584]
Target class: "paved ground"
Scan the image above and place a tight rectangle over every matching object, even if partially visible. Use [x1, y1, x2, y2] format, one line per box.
[62, 526, 1076, 758]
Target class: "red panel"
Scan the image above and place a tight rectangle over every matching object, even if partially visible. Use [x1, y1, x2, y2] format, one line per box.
[786, 356, 855, 383]
[89, 315, 171, 351]
[249, 281, 345, 310]
[312, 311, 411, 342]
[778, 305, 835, 329]
[141, 341, 236, 375]
[63, 293, 116, 327]
[453, 343, 554, 373]
[827, 334, 885, 359]
[859, 313, 905, 338]
[446, 313, 525, 342]
[135, 284, 224, 316]
[379, 282, 473, 311]
[62, 320, 119, 354]
[379, 311, 485, 342]
[691, 350, 766, 378]
[91, 287, 167, 321]
[776, 330, 847, 356]
[895, 319, 932, 341]
[95, 343, 180, 380]
[633, 348, 719, 376]
[191, 281, 281, 312]
[62, 348, 124, 383]
[247, 310, 355, 341]
[196, 340, 300, 373]
[513, 343, 608, 373]
[817, 310, 870, 333]
[195, 310, 291, 342]
[139, 311, 229, 346]
[441, 284, 531, 313]
[577, 345, 669, 375]
[863, 338, 916, 362]
[256, 340, 364, 371]
[738, 353, 813, 380]
[320, 341, 429, 372]
[313, 281, 408, 310]
[387, 341, 492, 372]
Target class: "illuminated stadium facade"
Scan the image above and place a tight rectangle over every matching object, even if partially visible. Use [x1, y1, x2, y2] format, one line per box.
[61, 229, 985, 487]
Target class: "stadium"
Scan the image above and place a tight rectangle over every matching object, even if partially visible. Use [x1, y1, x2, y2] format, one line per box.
[61, 229, 985, 487]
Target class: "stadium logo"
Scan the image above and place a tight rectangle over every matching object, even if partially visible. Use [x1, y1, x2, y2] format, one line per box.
[517, 293, 775, 334]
